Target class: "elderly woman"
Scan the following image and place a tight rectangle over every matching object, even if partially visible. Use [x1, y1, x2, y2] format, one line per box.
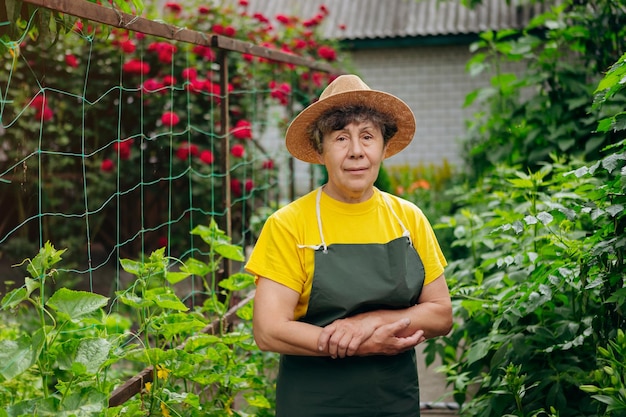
[245, 74, 452, 417]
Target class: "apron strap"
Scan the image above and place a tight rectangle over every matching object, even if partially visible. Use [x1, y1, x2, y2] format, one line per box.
[297, 187, 328, 253]
[379, 190, 413, 247]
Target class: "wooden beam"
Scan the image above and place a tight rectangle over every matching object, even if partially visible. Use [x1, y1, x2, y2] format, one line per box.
[22, 0, 339, 73]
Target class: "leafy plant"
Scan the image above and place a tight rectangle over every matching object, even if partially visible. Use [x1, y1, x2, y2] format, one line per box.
[0, 220, 278, 416]
[580, 329, 626, 416]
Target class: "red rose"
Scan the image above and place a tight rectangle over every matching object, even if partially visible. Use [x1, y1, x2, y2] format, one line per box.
[200, 150, 214, 164]
[65, 54, 79, 68]
[122, 59, 150, 75]
[119, 40, 136, 54]
[163, 75, 176, 86]
[164, 2, 182, 13]
[198, 5, 210, 14]
[230, 144, 245, 158]
[262, 159, 275, 169]
[101, 159, 115, 172]
[231, 178, 242, 197]
[158, 236, 168, 247]
[181, 67, 197, 80]
[245, 179, 254, 193]
[143, 78, 163, 93]
[161, 111, 180, 127]
[317, 45, 336, 61]
[224, 26, 236, 37]
[276, 14, 290, 24]
[176, 143, 199, 160]
[231, 119, 252, 140]
[113, 139, 133, 160]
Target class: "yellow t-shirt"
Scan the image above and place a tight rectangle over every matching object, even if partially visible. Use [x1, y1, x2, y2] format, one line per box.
[245, 188, 447, 319]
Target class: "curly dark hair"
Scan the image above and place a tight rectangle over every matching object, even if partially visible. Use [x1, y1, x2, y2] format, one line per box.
[306, 104, 398, 154]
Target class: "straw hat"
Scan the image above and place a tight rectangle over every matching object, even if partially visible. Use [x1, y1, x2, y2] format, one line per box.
[285, 74, 416, 164]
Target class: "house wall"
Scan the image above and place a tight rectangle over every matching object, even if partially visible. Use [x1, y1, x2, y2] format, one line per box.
[348, 44, 484, 169]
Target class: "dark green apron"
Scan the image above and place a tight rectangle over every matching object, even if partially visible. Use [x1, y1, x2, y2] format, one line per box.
[276, 189, 426, 417]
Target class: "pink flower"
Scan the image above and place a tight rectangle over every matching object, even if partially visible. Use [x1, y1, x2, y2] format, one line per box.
[238, 0, 248, 6]
[339, 23, 347, 30]
[262, 159, 275, 169]
[161, 111, 180, 127]
[231, 119, 252, 140]
[65, 54, 79, 68]
[101, 159, 115, 172]
[123, 59, 150, 75]
[230, 144, 245, 158]
[200, 150, 214, 164]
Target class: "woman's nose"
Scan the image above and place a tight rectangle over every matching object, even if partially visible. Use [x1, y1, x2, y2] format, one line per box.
[348, 138, 364, 157]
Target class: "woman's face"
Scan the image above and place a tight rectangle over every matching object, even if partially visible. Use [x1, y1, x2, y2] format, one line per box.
[317, 120, 388, 203]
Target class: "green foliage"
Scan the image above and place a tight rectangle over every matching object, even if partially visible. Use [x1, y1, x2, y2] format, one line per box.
[427, 2, 626, 416]
[580, 329, 626, 416]
[432, 147, 625, 416]
[463, 0, 626, 179]
[0, 220, 278, 416]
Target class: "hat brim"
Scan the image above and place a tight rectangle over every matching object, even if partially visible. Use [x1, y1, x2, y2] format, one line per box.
[285, 89, 416, 164]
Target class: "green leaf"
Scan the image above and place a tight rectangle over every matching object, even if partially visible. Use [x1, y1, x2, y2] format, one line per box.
[46, 288, 109, 320]
[244, 393, 272, 408]
[116, 291, 152, 308]
[75, 338, 112, 374]
[467, 339, 492, 365]
[219, 272, 255, 291]
[181, 257, 216, 276]
[214, 242, 245, 262]
[60, 387, 107, 413]
[0, 334, 38, 380]
[27, 241, 66, 279]
[165, 270, 190, 285]
[145, 288, 188, 311]
[1, 287, 28, 309]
